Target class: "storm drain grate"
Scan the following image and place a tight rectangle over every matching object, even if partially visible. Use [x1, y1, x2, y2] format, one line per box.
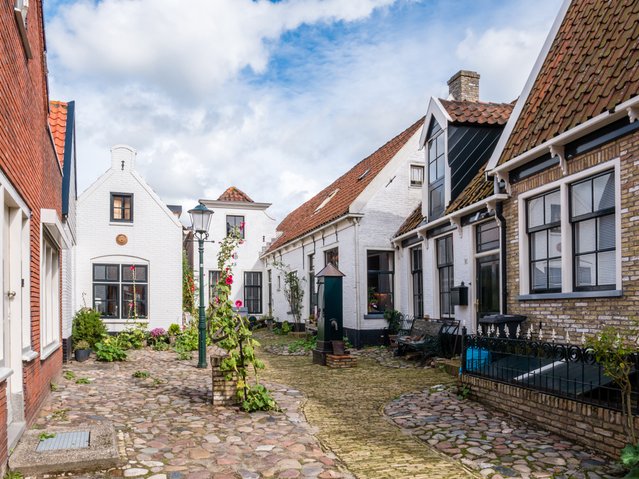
[36, 431, 90, 452]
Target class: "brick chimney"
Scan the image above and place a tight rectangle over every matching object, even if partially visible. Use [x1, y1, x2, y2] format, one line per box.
[447, 70, 480, 102]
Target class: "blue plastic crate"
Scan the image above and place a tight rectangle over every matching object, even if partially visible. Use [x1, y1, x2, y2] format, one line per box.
[466, 347, 491, 371]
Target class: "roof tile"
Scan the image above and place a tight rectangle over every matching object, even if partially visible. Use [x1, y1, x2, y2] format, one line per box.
[498, 0, 639, 164]
[217, 187, 254, 203]
[267, 118, 424, 253]
[49, 101, 68, 166]
[439, 100, 513, 126]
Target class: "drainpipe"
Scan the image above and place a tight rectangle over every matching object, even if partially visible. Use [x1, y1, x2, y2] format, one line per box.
[495, 202, 507, 315]
[353, 217, 362, 348]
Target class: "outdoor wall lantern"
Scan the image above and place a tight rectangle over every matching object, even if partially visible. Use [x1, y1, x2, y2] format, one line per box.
[188, 203, 214, 368]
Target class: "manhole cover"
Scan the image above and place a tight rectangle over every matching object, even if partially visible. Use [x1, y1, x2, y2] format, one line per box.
[36, 431, 90, 451]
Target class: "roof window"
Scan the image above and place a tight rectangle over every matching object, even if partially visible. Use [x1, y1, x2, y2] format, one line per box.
[314, 189, 339, 213]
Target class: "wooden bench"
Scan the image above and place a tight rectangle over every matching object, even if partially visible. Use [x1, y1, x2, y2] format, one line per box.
[397, 318, 459, 361]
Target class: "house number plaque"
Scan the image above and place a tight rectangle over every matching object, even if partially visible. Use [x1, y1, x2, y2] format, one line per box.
[116, 234, 128, 246]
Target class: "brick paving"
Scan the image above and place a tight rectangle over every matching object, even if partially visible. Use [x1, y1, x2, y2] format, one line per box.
[23, 349, 353, 479]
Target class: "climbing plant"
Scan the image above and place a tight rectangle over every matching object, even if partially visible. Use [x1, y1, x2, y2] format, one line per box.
[208, 224, 277, 412]
[272, 261, 305, 331]
[182, 250, 196, 315]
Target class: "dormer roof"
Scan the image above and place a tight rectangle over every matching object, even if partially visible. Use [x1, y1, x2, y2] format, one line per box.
[217, 186, 254, 203]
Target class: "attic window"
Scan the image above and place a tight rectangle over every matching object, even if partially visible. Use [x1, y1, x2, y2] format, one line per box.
[314, 189, 339, 213]
[357, 169, 370, 181]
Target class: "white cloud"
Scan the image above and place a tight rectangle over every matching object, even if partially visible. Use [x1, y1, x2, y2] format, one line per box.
[47, 0, 561, 224]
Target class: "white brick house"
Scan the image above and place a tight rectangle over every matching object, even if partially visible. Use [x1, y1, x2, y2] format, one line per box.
[262, 119, 424, 347]
[76, 145, 183, 332]
[196, 187, 276, 316]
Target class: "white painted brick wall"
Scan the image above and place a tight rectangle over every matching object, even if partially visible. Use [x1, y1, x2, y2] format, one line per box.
[76, 146, 183, 332]
[197, 202, 276, 314]
[265, 128, 423, 334]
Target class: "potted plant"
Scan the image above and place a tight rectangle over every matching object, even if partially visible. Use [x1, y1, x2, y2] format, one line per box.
[74, 340, 91, 362]
[72, 307, 107, 350]
[168, 323, 181, 345]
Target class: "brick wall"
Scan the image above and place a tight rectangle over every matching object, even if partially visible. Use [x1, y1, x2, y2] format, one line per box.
[503, 130, 639, 337]
[0, 0, 64, 468]
[462, 374, 634, 458]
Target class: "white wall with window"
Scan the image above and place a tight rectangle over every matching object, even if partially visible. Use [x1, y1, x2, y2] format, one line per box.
[76, 145, 183, 331]
[40, 233, 61, 358]
[517, 160, 621, 297]
[199, 195, 276, 316]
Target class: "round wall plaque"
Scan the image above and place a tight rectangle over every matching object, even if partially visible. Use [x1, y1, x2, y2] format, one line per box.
[116, 234, 128, 246]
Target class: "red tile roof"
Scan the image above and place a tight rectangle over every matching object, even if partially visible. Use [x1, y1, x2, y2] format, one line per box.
[49, 101, 68, 166]
[440, 99, 514, 126]
[266, 117, 424, 253]
[498, 0, 639, 164]
[395, 203, 424, 237]
[217, 186, 254, 203]
[445, 163, 492, 214]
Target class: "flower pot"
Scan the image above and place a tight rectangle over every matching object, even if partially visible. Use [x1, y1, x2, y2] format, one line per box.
[74, 349, 91, 362]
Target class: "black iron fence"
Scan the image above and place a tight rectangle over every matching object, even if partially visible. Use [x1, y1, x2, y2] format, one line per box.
[461, 329, 639, 413]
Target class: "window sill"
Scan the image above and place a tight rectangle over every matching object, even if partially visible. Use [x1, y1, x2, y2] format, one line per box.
[0, 368, 13, 383]
[364, 313, 385, 320]
[22, 350, 39, 362]
[518, 290, 623, 301]
[109, 222, 134, 227]
[40, 341, 61, 361]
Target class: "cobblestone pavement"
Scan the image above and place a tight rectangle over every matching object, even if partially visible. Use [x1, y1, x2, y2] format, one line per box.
[24, 349, 354, 479]
[385, 386, 621, 479]
[257, 333, 477, 479]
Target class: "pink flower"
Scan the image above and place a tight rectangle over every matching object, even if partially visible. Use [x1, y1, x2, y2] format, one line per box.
[239, 222, 245, 230]
[235, 300, 243, 308]
[130, 265, 136, 271]
[239, 240, 244, 245]
[214, 296, 220, 305]
[226, 276, 233, 285]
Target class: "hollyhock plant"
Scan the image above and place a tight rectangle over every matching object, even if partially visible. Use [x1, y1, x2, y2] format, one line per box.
[235, 300, 243, 308]
[226, 275, 233, 285]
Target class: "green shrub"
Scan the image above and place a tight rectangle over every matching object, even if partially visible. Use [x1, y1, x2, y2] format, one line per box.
[287, 336, 316, 353]
[118, 326, 147, 350]
[175, 326, 198, 352]
[73, 340, 90, 351]
[95, 337, 127, 362]
[383, 309, 402, 334]
[152, 341, 169, 351]
[241, 384, 279, 412]
[168, 323, 181, 336]
[72, 308, 107, 348]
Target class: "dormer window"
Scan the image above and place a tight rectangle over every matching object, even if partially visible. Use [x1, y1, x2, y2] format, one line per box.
[427, 120, 445, 219]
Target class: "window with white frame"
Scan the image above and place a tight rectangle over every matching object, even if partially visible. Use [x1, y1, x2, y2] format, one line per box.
[522, 166, 618, 295]
[93, 264, 148, 319]
[410, 246, 423, 318]
[527, 189, 562, 293]
[410, 165, 424, 187]
[367, 250, 394, 313]
[570, 171, 616, 290]
[244, 271, 262, 314]
[41, 233, 60, 354]
[428, 121, 446, 219]
[436, 235, 454, 318]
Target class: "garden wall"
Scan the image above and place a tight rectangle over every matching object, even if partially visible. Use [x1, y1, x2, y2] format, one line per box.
[462, 374, 637, 458]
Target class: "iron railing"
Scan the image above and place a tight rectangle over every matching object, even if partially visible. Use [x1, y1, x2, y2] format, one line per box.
[461, 328, 639, 413]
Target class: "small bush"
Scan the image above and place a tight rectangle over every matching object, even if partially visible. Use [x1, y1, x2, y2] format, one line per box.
[287, 336, 316, 353]
[118, 326, 147, 350]
[175, 326, 198, 352]
[95, 337, 127, 362]
[149, 327, 169, 346]
[72, 308, 107, 348]
[152, 341, 169, 351]
[73, 340, 90, 351]
[241, 384, 279, 412]
[132, 370, 150, 378]
[168, 323, 181, 336]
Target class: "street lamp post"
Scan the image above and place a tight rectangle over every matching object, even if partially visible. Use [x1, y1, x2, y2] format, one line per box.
[188, 203, 213, 369]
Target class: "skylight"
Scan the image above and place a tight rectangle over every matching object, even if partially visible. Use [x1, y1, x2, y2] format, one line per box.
[314, 189, 339, 213]
[357, 168, 370, 181]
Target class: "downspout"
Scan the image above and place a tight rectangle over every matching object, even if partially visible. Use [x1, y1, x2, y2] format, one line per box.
[353, 217, 362, 348]
[495, 202, 507, 315]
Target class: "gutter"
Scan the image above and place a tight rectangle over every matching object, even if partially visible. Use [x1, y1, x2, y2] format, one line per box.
[489, 95, 639, 179]
[495, 201, 508, 315]
[261, 213, 364, 259]
[392, 194, 509, 245]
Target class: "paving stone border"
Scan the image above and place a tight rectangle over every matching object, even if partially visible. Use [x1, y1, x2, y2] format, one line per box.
[384, 386, 623, 479]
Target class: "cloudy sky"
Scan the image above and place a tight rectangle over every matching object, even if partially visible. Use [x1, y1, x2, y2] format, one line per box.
[44, 0, 562, 223]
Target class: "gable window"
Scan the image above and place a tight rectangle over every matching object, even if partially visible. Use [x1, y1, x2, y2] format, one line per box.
[41, 233, 61, 355]
[411, 246, 423, 318]
[209, 270, 221, 303]
[226, 215, 245, 238]
[367, 251, 394, 313]
[527, 190, 561, 293]
[410, 165, 425, 187]
[427, 121, 446, 219]
[93, 263, 147, 319]
[571, 171, 615, 290]
[324, 247, 339, 269]
[244, 272, 262, 314]
[436, 235, 454, 318]
[111, 193, 133, 222]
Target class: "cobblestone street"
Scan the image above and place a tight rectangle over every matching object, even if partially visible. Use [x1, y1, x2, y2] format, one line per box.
[18, 332, 622, 479]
